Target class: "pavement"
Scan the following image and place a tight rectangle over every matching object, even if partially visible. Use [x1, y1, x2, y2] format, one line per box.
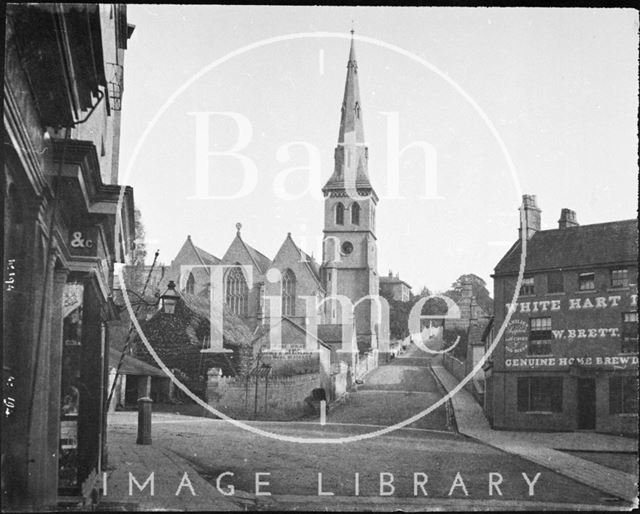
[97, 348, 637, 511]
[429, 356, 639, 504]
[100, 428, 246, 511]
[326, 345, 451, 431]
[104, 412, 626, 511]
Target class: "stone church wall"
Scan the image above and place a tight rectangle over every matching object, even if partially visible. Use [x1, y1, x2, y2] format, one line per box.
[223, 237, 266, 330]
[267, 236, 323, 328]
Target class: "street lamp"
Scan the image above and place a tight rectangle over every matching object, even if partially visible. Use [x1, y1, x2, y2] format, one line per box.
[160, 280, 179, 314]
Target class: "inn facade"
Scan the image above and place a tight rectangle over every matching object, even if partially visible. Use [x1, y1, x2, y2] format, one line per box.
[484, 195, 638, 435]
[3, 4, 135, 508]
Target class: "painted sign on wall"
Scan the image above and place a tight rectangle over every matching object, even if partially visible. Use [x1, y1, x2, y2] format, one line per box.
[68, 227, 98, 257]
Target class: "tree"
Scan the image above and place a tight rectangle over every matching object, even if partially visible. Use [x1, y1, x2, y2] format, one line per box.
[380, 288, 412, 340]
[116, 209, 160, 324]
[381, 286, 440, 340]
[444, 273, 493, 316]
[132, 208, 147, 266]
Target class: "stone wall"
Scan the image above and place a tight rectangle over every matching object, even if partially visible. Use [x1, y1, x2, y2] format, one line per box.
[207, 371, 321, 420]
[355, 350, 378, 379]
[442, 351, 484, 403]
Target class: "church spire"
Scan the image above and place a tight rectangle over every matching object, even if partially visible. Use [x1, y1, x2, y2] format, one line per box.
[337, 29, 365, 145]
[322, 30, 376, 198]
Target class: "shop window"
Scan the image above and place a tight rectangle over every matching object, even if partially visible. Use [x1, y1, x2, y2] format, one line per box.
[520, 276, 535, 296]
[517, 376, 563, 412]
[611, 269, 629, 288]
[621, 312, 638, 354]
[547, 271, 564, 294]
[578, 272, 595, 291]
[59, 281, 84, 491]
[609, 376, 638, 414]
[529, 317, 552, 355]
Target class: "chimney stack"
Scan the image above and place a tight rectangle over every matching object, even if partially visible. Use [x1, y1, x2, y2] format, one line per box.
[558, 208, 578, 229]
[519, 194, 541, 240]
[461, 281, 473, 298]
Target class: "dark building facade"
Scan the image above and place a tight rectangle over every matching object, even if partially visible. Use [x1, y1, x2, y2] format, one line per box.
[379, 271, 412, 302]
[484, 195, 638, 435]
[3, 4, 135, 509]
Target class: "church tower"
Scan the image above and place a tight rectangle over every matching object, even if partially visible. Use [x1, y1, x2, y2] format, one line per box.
[321, 31, 379, 350]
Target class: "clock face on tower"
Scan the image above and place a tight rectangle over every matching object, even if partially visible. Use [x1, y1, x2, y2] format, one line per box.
[341, 241, 354, 255]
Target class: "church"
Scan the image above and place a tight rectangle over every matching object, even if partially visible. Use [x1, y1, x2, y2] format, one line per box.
[160, 33, 390, 357]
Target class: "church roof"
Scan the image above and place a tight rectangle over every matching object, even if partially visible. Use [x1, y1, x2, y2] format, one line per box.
[193, 244, 220, 265]
[225, 227, 272, 275]
[241, 238, 272, 274]
[286, 233, 324, 290]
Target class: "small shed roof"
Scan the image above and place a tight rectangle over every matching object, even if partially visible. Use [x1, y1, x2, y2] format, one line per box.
[109, 347, 167, 378]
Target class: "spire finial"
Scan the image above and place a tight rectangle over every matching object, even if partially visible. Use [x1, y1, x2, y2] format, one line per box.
[236, 222, 242, 236]
[350, 20, 354, 37]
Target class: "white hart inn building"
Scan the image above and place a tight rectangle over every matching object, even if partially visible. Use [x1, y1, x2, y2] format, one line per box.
[484, 195, 638, 435]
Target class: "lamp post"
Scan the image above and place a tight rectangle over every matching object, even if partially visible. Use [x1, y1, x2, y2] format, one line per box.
[137, 281, 180, 445]
[160, 280, 179, 314]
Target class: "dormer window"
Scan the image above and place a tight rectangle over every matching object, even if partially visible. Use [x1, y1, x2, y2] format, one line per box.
[578, 272, 595, 291]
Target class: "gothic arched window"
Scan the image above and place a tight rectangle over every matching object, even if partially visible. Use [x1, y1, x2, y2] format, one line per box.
[351, 202, 360, 225]
[185, 272, 195, 294]
[226, 266, 248, 317]
[282, 269, 296, 317]
[335, 202, 344, 225]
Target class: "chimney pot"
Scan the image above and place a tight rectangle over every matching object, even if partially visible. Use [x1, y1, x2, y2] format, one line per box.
[558, 208, 578, 229]
[519, 194, 542, 240]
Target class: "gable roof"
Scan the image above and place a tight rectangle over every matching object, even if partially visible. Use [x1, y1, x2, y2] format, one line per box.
[225, 232, 272, 274]
[494, 219, 638, 275]
[379, 276, 412, 289]
[244, 240, 272, 274]
[193, 244, 220, 266]
[108, 347, 167, 378]
[273, 234, 324, 291]
[173, 235, 221, 269]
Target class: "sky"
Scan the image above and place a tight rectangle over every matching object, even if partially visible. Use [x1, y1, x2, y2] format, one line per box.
[119, 6, 639, 294]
